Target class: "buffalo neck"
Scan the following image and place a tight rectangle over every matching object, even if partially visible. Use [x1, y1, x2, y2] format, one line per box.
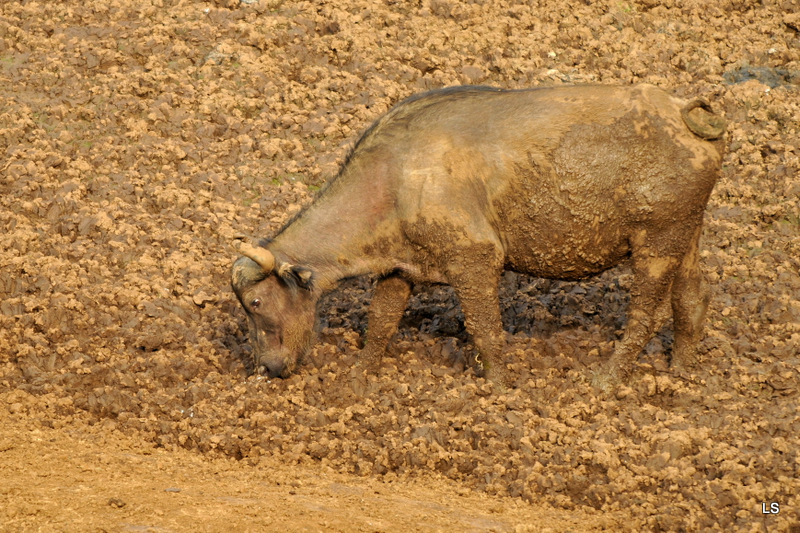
[268, 163, 397, 292]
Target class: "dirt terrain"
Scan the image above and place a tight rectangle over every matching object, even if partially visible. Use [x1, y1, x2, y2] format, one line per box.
[1, 0, 799, 531]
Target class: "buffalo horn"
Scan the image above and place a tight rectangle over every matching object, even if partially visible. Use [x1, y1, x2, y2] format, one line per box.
[237, 242, 276, 273]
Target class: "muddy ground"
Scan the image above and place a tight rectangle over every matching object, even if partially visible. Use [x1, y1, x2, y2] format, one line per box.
[1, 0, 799, 531]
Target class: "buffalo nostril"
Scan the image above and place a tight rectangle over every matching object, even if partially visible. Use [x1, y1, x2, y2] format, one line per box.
[268, 367, 284, 378]
[259, 363, 285, 378]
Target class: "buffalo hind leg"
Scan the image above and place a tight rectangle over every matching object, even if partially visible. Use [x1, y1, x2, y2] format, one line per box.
[594, 245, 680, 389]
[670, 227, 710, 370]
[358, 275, 412, 371]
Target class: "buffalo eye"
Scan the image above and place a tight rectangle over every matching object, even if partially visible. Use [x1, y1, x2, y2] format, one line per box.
[250, 298, 262, 309]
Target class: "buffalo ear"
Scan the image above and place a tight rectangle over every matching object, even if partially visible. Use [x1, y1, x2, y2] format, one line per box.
[294, 267, 313, 289]
[291, 266, 314, 291]
[277, 263, 314, 291]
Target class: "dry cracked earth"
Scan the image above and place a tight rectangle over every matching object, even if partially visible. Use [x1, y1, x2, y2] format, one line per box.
[1, 0, 799, 531]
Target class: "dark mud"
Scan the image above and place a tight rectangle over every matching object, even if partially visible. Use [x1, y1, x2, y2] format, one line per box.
[1, 0, 799, 531]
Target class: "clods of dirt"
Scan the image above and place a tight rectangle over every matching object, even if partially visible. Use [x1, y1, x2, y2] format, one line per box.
[1, 0, 799, 531]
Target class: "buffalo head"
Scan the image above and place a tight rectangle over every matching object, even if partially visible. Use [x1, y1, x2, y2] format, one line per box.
[231, 242, 316, 378]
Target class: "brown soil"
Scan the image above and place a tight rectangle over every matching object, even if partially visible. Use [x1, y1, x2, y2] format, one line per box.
[1, 0, 799, 531]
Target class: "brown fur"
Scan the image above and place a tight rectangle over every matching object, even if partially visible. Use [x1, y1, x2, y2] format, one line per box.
[232, 84, 725, 387]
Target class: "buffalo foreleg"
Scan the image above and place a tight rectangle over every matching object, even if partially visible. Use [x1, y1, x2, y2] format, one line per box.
[359, 275, 411, 370]
[447, 245, 511, 387]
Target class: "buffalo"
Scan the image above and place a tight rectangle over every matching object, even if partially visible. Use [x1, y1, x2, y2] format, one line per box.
[232, 84, 725, 388]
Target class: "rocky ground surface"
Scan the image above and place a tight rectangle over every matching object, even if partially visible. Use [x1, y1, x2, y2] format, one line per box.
[1, 0, 799, 531]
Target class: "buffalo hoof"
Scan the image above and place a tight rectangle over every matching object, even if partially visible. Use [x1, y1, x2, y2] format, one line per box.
[347, 365, 369, 395]
[484, 365, 514, 391]
[590, 365, 624, 393]
[670, 346, 702, 372]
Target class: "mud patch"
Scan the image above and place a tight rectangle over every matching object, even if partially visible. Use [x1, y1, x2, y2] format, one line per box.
[723, 66, 800, 88]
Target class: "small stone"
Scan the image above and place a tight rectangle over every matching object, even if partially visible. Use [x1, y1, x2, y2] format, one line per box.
[192, 291, 215, 306]
[108, 497, 126, 509]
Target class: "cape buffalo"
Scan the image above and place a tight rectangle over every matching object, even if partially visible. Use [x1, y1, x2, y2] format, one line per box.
[231, 84, 725, 388]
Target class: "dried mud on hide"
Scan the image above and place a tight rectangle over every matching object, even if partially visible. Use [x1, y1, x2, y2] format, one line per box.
[1, 0, 800, 531]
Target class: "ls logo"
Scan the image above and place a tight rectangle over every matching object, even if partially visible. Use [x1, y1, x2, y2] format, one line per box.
[762, 502, 780, 514]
